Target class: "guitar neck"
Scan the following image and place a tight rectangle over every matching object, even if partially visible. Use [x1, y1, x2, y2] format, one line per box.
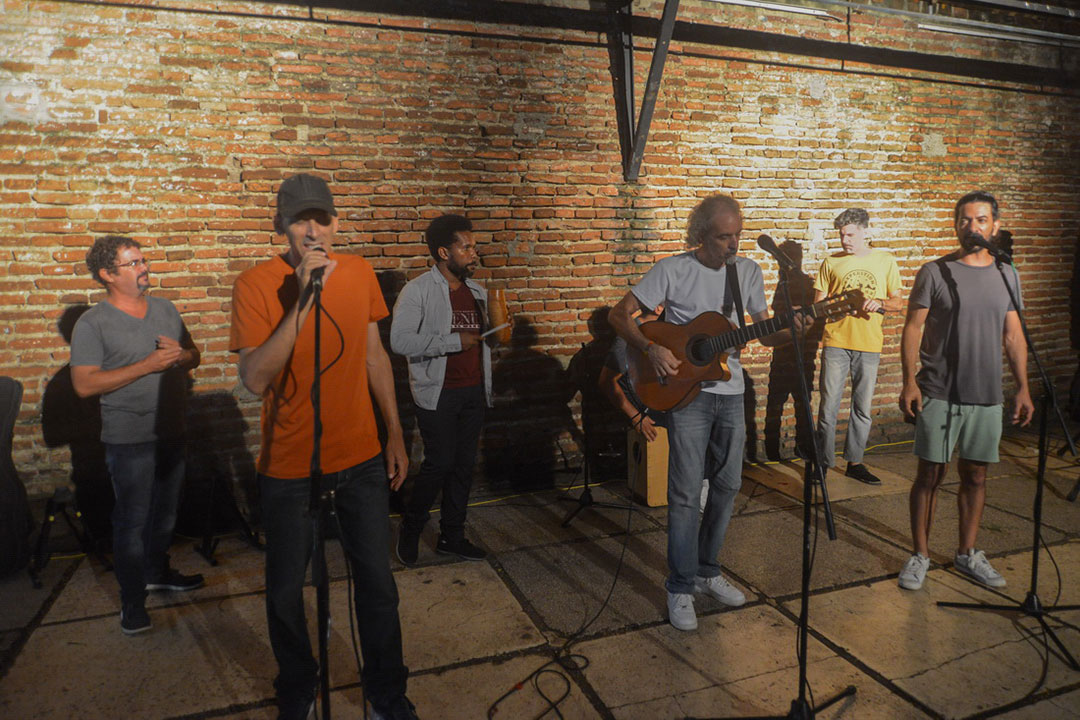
[700, 301, 827, 356]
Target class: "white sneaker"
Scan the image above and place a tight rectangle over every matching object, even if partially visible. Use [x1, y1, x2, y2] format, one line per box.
[667, 591, 697, 631]
[898, 553, 930, 590]
[955, 550, 1006, 588]
[694, 573, 746, 607]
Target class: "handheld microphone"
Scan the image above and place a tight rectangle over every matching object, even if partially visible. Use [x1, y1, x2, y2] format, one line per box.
[757, 234, 796, 272]
[310, 247, 327, 289]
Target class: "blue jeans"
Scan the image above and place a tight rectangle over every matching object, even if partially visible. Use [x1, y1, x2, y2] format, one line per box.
[259, 455, 407, 708]
[665, 392, 745, 594]
[403, 385, 485, 543]
[105, 439, 185, 606]
[816, 347, 880, 468]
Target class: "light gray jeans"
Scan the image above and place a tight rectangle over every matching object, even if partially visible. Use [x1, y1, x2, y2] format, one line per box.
[816, 346, 880, 468]
[665, 392, 744, 594]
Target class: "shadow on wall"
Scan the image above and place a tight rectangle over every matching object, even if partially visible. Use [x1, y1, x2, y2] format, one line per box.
[566, 306, 626, 480]
[41, 305, 113, 547]
[762, 240, 823, 462]
[485, 318, 576, 490]
[178, 389, 258, 535]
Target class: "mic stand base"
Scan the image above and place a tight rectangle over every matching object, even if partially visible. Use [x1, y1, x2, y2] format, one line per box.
[560, 485, 640, 527]
[937, 592, 1079, 670]
[689, 685, 857, 720]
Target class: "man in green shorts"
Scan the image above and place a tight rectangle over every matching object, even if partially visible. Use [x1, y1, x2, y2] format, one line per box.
[897, 190, 1033, 591]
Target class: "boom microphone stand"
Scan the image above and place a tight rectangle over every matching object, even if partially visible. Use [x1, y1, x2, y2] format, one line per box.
[309, 278, 334, 719]
[937, 244, 1079, 672]
[696, 240, 854, 719]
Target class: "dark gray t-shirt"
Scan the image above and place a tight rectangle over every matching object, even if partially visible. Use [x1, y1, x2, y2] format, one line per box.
[910, 254, 1022, 405]
[70, 296, 191, 444]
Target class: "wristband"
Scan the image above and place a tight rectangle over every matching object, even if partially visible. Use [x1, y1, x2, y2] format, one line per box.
[643, 341, 655, 355]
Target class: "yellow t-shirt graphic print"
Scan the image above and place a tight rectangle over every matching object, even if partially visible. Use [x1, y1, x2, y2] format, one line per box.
[813, 249, 901, 353]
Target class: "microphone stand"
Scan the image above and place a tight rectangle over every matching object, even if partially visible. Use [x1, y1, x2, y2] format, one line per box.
[308, 279, 335, 719]
[696, 259, 854, 720]
[937, 251, 1079, 672]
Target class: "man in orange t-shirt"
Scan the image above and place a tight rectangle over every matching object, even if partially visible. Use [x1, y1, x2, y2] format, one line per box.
[229, 174, 417, 720]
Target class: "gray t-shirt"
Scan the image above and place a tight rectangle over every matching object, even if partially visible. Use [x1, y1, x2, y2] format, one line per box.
[632, 252, 767, 395]
[70, 296, 191, 444]
[910, 254, 1022, 405]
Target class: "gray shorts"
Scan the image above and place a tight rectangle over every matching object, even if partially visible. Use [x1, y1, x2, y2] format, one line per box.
[913, 397, 1002, 464]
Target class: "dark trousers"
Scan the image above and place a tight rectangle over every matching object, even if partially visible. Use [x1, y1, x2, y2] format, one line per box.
[259, 455, 407, 707]
[105, 439, 185, 606]
[402, 385, 485, 543]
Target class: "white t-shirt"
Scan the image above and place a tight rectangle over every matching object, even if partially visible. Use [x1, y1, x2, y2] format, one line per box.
[632, 252, 767, 395]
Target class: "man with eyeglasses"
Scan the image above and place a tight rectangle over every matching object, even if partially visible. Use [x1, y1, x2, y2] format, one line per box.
[230, 174, 417, 720]
[71, 235, 204, 636]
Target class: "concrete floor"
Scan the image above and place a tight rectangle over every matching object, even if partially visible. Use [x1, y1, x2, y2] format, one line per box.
[1, 431, 1078, 720]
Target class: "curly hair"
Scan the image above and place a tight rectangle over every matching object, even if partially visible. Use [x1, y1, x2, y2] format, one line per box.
[425, 214, 472, 261]
[686, 194, 742, 247]
[833, 208, 870, 230]
[86, 235, 140, 285]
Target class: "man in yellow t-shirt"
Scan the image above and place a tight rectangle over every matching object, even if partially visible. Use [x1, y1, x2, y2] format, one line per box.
[813, 208, 903, 484]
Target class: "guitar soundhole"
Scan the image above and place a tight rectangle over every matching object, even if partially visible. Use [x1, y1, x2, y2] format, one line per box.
[687, 335, 714, 366]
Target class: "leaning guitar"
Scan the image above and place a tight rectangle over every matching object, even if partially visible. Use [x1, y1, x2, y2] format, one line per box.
[629, 289, 865, 412]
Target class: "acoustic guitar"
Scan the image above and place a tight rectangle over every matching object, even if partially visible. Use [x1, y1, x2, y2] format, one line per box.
[628, 289, 865, 411]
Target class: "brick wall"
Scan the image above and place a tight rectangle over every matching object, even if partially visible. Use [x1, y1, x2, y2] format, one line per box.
[3, 0, 1078, 497]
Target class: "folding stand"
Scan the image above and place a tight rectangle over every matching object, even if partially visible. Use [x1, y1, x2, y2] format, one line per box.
[29, 485, 110, 588]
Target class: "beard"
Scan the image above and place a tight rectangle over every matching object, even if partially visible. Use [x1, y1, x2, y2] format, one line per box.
[448, 258, 476, 280]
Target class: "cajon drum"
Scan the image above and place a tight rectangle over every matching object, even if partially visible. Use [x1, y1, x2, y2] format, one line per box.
[626, 426, 669, 507]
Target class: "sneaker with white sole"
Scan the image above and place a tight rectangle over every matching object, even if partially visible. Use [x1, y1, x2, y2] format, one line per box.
[898, 553, 930, 590]
[954, 550, 1006, 588]
[120, 603, 151, 635]
[694, 573, 746, 607]
[667, 591, 697, 631]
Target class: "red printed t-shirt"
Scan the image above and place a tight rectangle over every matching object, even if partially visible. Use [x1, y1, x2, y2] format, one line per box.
[443, 282, 482, 389]
[229, 254, 389, 479]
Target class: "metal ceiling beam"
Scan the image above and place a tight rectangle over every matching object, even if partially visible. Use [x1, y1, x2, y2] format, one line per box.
[606, 2, 637, 175]
[626, 0, 681, 181]
[252, 0, 1077, 88]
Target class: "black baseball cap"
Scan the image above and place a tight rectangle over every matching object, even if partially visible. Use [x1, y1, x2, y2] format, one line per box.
[276, 173, 337, 219]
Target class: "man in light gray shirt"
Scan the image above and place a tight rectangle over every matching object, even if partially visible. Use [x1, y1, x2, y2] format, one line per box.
[71, 235, 202, 636]
[390, 214, 494, 565]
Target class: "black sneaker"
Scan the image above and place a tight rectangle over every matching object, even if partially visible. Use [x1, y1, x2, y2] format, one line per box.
[371, 695, 419, 720]
[396, 527, 420, 566]
[120, 603, 151, 635]
[435, 535, 487, 561]
[146, 568, 205, 592]
[845, 463, 881, 485]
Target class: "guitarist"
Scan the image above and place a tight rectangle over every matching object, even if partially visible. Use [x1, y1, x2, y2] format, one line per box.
[610, 194, 803, 632]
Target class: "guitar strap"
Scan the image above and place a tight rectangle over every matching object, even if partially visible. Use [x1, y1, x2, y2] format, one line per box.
[725, 261, 747, 329]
